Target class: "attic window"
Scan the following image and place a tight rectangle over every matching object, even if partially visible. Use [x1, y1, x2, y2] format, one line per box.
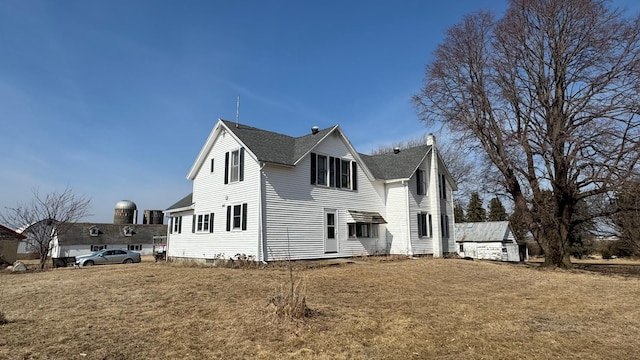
[89, 226, 100, 237]
[123, 226, 135, 237]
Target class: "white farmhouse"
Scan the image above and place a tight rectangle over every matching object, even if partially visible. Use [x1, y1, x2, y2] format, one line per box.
[455, 221, 522, 262]
[165, 119, 457, 262]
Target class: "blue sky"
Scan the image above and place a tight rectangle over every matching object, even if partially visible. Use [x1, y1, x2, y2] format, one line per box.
[1, 0, 638, 223]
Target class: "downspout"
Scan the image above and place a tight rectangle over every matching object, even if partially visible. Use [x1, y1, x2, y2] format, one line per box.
[258, 162, 266, 262]
[404, 180, 413, 256]
[164, 211, 171, 259]
[449, 185, 455, 255]
[427, 134, 442, 257]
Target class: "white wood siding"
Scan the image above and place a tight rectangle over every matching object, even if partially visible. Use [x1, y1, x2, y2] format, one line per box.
[168, 130, 260, 260]
[385, 182, 410, 255]
[263, 133, 387, 260]
[408, 158, 434, 255]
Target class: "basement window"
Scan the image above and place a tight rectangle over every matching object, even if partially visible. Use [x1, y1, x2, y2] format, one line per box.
[348, 223, 378, 238]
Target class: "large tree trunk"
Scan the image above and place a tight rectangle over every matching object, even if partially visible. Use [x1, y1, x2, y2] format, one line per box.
[539, 231, 572, 268]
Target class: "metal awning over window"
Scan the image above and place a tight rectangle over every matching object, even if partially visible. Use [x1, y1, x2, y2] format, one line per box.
[347, 210, 387, 224]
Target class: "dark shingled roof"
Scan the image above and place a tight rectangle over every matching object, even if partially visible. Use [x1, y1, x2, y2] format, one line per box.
[359, 145, 431, 180]
[57, 223, 167, 246]
[166, 193, 193, 211]
[221, 120, 334, 166]
[0, 224, 26, 240]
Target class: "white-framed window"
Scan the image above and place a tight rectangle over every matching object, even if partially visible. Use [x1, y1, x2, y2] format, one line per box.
[459, 243, 464, 252]
[226, 204, 247, 231]
[89, 226, 100, 237]
[441, 214, 450, 238]
[341, 160, 350, 188]
[348, 223, 379, 238]
[91, 245, 107, 251]
[128, 244, 142, 251]
[170, 216, 182, 234]
[196, 213, 212, 232]
[317, 155, 328, 186]
[440, 173, 447, 199]
[326, 212, 336, 239]
[417, 212, 432, 238]
[230, 150, 240, 182]
[417, 169, 427, 195]
[224, 148, 245, 184]
[310, 153, 358, 190]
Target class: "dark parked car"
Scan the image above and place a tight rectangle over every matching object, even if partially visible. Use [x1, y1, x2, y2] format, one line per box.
[75, 249, 141, 267]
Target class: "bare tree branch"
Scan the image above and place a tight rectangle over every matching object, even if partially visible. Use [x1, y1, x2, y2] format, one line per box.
[414, 0, 640, 268]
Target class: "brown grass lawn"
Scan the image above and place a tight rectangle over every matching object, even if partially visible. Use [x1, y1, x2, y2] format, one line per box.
[1, 258, 640, 360]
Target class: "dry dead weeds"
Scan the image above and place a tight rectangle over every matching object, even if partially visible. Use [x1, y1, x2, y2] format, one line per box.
[1, 258, 639, 359]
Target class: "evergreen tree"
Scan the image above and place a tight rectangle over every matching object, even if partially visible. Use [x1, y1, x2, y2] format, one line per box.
[454, 202, 465, 223]
[465, 192, 486, 222]
[488, 197, 507, 221]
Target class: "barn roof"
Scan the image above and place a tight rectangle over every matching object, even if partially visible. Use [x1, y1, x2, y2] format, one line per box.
[454, 221, 516, 243]
[57, 223, 167, 246]
[0, 224, 26, 241]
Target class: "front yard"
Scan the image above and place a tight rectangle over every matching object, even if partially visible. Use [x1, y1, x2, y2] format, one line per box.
[1, 257, 639, 359]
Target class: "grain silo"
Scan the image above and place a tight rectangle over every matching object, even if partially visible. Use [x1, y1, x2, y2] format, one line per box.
[114, 200, 138, 224]
[143, 210, 164, 224]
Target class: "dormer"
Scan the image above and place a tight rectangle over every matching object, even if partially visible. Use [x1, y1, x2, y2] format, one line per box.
[89, 226, 100, 237]
[123, 226, 136, 237]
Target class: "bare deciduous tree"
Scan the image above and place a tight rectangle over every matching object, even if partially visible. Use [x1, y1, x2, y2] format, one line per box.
[414, 0, 640, 268]
[1, 188, 91, 269]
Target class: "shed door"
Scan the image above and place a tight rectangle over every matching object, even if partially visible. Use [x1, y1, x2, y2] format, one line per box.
[325, 210, 338, 253]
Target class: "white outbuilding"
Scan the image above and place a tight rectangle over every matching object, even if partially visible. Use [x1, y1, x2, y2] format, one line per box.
[455, 221, 523, 262]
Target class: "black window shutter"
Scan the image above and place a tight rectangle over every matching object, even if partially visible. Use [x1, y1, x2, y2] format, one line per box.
[209, 213, 214, 233]
[192, 215, 196, 233]
[428, 214, 433, 238]
[169, 217, 173, 234]
[352, 161, 358, 190]
[335, 158, 342, 188]
[178, 216, 182, 234]
[416, 169, 422, 195]
[241, 203, 247, 230]
[417, 213, 423, 237]
[239, 148, 245, 181]
[329, 157, 335, 187]
[226, 206, 231, 231]
[310, 152, 316, 184]
[224, 152, 229, 184]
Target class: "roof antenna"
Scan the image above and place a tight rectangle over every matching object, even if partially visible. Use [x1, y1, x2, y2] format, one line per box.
[235, 96, 240, 128]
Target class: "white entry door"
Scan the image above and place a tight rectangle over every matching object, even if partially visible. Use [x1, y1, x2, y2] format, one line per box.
[325, 209, 338, 253]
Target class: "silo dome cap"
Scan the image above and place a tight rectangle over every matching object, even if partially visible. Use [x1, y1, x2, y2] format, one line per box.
[115, 200, 137, 210]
